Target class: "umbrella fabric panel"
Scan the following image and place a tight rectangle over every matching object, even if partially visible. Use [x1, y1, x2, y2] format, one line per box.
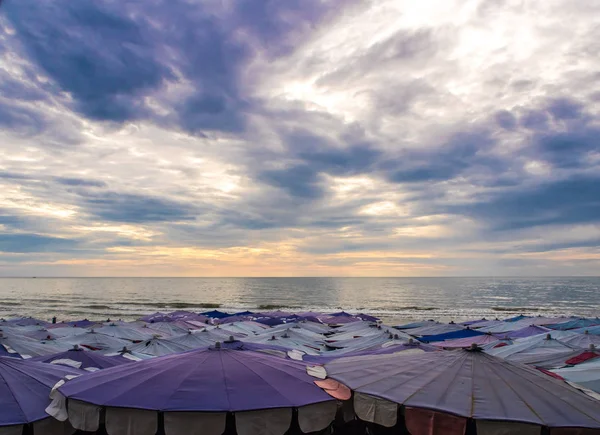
[432, 334, 500, 349]
[0, 357, 82, 425]
[553, 359, 600, 394]
[548, 319, 600, 331]
[419, 328, 484, 343]
[59, 348, 333, 412]
[406, 324, 464, 337]
[496, 325, 550, 340]
[325, 350, 600, 427]
[32, 349, 132, 370]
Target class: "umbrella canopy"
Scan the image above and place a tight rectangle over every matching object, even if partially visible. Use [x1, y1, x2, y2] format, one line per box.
[553, 358, 600, 394]
[394, 320, 437, 330]
[200, 310, 231, 319]
[143, 321, 189, 337]
[572, 325, 600, 335]
[58, 330, 130, 351]
[32, 346, 133, 370]
[60, 346, 333, 410]
[432, 333, 500, 349]
[486, 334, 578, 362]
[94, 323, 155, 341]
[127, 337, 190, 357]
[548, 318, 600, 331]
[57, 347, 337, 435]
[0, 333, 69, 358]
[559, 331, 600, 349]
[324, 348, 600, 430]
[0, 356, 82, 426]
[419, 328, 484, 343]
[406, 323, 464, 337]
[495, 325, 550, 340]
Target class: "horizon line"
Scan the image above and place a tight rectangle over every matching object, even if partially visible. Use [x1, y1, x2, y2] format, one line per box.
[0, 275, 599, 279]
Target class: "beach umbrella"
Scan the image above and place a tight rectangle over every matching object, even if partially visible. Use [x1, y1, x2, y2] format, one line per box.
[323, 348, 600, 434]
[553, 358, 600, 395]
[520, 348, 600, 370]
[104, 346, 154, 361]
[304, 340, 436, 364]
[0, 332, 69, 358]
[32, 345, 133, 371]
[476, 318, 537, 334]
[166, 331, 217, 349]
[3, 317, 49, 327]
[432, 333, 501, 349]
[127, 337, 190, 357]
[144, 321, 189, 337]
[559, 331, 600, 349]
[571, 325, 600, 335]
[58, 330, 130, 351]
[200, 309, 231, 319]
[0, 344, 19, 358]
[486, 334, 578, 363]
[247, 329, 323, 355]
[139, 312, 168, 322]
[418, 328, 484, 343]
[356, 313, 379, 322]
[495, 325, 551, 340]
[0, 356, 82, 433]
[218, 321, 270, 335]
[43, 326, 89, 338]
[55, 346, 338, 435]
[318, 315, 361, 325]
[504, 315, 531, 322]
[548, 318, 600, 331]
[406, 322, 464, 337]
[94, 323, 155, 342]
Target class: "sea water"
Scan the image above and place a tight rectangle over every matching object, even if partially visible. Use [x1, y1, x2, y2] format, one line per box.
[0, 277, 599, 324]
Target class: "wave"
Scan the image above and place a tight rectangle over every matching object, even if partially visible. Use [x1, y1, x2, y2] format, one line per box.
[257, 304, 299, 310]
[491, 307, 542, 312]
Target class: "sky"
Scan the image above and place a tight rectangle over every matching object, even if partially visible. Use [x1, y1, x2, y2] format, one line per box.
[0, 0, 599, 277]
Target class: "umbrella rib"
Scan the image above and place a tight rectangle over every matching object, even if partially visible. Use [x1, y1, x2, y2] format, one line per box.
[496, 355, 600, 424]
[0, 371, 29, 423]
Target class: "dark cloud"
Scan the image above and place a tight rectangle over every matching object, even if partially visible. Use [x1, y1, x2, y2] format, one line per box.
[452, 175, 600, 231]
[259, 164, 324, 199]
[0, 102, 47, 135]
[535, 127, 600, 168]
[0, 233, 79, 253]
[3, 0, 354, 135]
[54, 177, 107, 188]
[519, 109, 549, 130]
[382, 129, 501, 184]
[4, 0, 173, 122]
[495, 110, 517, 130]
[546, 97, 584, 120]
[75, 191, 198, 223]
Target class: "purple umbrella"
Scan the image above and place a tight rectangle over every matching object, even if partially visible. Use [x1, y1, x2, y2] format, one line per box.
[32, 346, 133, 370]
[324, 348, 600, 432]
[1, 356, 82, 427]
[58, 346, 337, 435]
[4, 317, 49, 327]
[356, 313, 379, 322]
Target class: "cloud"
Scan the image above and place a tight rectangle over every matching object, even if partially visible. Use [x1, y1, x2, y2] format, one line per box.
[75, 191, 199, 224]
[0, 0, 599, 275]
[54, 177, 107, 188]
[0, 233, 79, 253]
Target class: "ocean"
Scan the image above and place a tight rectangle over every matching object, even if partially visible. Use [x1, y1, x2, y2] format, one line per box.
[0, 277, 599, 324]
